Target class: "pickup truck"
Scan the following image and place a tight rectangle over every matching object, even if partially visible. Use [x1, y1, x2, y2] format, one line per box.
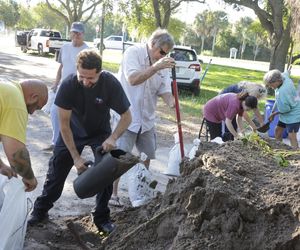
[16, 28, 70, 55]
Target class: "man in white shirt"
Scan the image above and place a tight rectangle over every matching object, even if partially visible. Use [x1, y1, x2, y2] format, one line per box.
[45, 22, 89, 150]
[109, 29, 175, 206]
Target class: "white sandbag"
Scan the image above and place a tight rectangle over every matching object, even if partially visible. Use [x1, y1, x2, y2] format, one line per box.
[0, 174, 7, 211]
[211, 137, 224, 144]
[42, 89, 55, 115]
[165, 133, 187, 176]
[0, 176, 29, 250]
[188, 138, 201, 160]
[127, 153, 156, 207]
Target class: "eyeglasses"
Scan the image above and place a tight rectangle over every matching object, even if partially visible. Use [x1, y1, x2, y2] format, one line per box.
[159, 47, 168, 56]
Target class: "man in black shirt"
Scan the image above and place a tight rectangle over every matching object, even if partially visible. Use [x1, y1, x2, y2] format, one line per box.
[28, 49, 131, 234]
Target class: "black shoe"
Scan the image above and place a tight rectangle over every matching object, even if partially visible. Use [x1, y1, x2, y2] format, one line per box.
[28, 213, 49, 226]
[96, 220, 116, 235]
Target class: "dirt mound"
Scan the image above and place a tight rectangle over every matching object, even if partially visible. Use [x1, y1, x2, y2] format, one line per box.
[102, 139, 300, 250]
[25, 139, 300, 250]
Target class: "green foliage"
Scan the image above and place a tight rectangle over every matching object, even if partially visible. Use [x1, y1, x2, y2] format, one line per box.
[118, 0, 156, 40]
[167, 18, 186, 44]
[241, 133, 289, 167]
[17, 5, 35, 29]
[32, 3, 65, 31]
[0, 0, 20, 27]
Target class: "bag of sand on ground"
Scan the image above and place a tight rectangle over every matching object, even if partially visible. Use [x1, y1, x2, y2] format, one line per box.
[0, 175, 29, 250]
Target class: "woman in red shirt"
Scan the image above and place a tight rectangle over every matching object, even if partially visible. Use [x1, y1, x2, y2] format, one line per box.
[204, 92, 258, 141]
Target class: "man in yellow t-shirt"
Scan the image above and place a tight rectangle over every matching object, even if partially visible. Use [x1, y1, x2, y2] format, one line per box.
[0, 80, 48, 191]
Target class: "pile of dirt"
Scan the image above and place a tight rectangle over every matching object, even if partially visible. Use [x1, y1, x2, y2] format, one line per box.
[25, 138, 300, 250]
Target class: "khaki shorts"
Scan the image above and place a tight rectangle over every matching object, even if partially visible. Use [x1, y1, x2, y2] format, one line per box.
[117, 127, 156, 159]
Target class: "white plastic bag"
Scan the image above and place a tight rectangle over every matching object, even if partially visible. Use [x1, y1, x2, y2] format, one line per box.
[188, 138, 201, 160]
[110, 109, 120, 131]
[127, 153, 156, 207]
[0, 176, 29, 250]
[42, 89, 55, 115]
[165, 133, 187, 176]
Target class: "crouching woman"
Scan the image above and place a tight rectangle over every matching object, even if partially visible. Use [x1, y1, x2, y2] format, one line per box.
[203, 92, 258, 141]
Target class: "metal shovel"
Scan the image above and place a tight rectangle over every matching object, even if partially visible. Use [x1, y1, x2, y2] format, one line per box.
[256, 112, 279, 133]
[257, 121, 271, 133]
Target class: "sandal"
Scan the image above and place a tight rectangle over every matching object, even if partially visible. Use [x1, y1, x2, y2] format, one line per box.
[108, 196, 123, 207]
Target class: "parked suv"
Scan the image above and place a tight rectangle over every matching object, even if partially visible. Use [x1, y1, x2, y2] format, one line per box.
[170, 46, 202, 96]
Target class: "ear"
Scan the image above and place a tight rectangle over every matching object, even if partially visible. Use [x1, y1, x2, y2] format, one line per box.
[29, 93, 38, 104]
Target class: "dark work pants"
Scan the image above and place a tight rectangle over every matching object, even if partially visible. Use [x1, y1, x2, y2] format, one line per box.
[32, 134, 112, 225]
[223, 118, 237, 142]
[206, 120, 222, 141]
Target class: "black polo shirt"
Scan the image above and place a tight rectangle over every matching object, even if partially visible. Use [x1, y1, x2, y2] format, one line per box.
[55, 71, 130, 138]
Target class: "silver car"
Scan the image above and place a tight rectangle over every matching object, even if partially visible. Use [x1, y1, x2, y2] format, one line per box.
[170, 46, 202, 96]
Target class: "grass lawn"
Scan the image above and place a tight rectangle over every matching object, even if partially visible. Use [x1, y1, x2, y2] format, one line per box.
[102, 60, 300, 128]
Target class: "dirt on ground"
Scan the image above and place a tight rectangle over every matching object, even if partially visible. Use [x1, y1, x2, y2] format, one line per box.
[24, 127, 300, 250]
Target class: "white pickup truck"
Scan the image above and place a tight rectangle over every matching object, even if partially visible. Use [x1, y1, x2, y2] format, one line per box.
[18, 28, 70, 55]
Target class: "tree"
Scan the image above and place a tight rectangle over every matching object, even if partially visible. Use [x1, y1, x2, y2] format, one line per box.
[193, 11, 214, 54]
[45, 0, 104, 30]
[222, 0, 292, 71]
[118, 0, 205, 30]
[17, 5, 35, 29]
[151, 0, 205, 28]
[285, 0, 300, 39]
[0, 0, 20, 28]
[234, 16, 253, 59]
[33, 3, 65, 31]
[209, 11, 229, 55]
[248, 20, 269, 60]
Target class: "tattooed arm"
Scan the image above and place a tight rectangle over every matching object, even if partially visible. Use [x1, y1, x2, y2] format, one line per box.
[0, 135, 37, 191]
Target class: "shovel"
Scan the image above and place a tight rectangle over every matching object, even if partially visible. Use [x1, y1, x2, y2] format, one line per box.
[256, 121, 271, 133]
[256, 112, 279, 133]
[171, 67, 184, 159]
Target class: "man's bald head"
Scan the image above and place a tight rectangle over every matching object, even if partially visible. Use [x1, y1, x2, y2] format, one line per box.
[20, 79, 48, 114]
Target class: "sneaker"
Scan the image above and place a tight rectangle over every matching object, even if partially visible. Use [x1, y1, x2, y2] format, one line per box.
[108, 196, 123, 207]
[96, 220, 116, 235]
[27, 213, 49, 226]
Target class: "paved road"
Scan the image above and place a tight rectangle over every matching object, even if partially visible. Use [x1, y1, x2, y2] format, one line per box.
[0, 34, 58, 84]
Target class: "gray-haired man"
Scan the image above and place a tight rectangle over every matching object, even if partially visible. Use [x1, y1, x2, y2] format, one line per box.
[109, 29, 175, 206]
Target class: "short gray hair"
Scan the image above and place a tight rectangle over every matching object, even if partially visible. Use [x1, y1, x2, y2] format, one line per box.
[148, 28, 174, 50]
[263, 69, 283, 85]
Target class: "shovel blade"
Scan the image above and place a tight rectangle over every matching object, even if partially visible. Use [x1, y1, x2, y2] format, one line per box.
[257, 122, 270, 133]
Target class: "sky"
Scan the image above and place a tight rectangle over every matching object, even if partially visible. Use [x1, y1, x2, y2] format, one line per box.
[175, 1, 256, 24]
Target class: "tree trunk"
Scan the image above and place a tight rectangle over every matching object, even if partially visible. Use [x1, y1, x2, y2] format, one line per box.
[152, 0, 162, 27]
[201, 36, 205, 54]
[253, 44, 259, 61]
[211, 33, 216, 56]
[269, 19, 292, 71]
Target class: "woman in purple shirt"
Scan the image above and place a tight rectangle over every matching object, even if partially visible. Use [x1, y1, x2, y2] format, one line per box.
[204, 92, 258, 141]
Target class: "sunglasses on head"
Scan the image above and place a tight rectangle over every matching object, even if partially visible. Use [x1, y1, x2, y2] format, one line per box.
[159, 47, 168, 56]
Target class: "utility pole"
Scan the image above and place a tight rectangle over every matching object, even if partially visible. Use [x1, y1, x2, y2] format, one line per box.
[99, 3, 105, 56]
